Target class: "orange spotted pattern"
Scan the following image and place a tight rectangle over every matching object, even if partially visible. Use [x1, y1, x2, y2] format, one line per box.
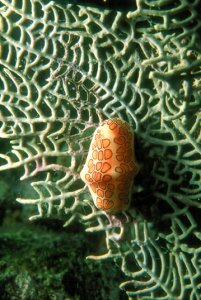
[80, 118, 140, 214]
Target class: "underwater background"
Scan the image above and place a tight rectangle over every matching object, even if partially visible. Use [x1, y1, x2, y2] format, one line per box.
[0, 0, 201, 299]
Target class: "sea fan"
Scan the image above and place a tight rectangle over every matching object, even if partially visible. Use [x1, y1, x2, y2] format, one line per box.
[0, 0, 201, 299]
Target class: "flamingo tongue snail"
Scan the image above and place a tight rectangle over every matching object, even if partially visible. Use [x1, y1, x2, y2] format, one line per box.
[80, 118, 140, 214]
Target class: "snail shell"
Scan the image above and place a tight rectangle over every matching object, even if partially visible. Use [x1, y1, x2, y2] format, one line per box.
[80, 118, 139, 214]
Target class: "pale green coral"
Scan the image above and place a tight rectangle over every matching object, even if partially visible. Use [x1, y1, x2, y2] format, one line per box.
[0, 0, 201, 299]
